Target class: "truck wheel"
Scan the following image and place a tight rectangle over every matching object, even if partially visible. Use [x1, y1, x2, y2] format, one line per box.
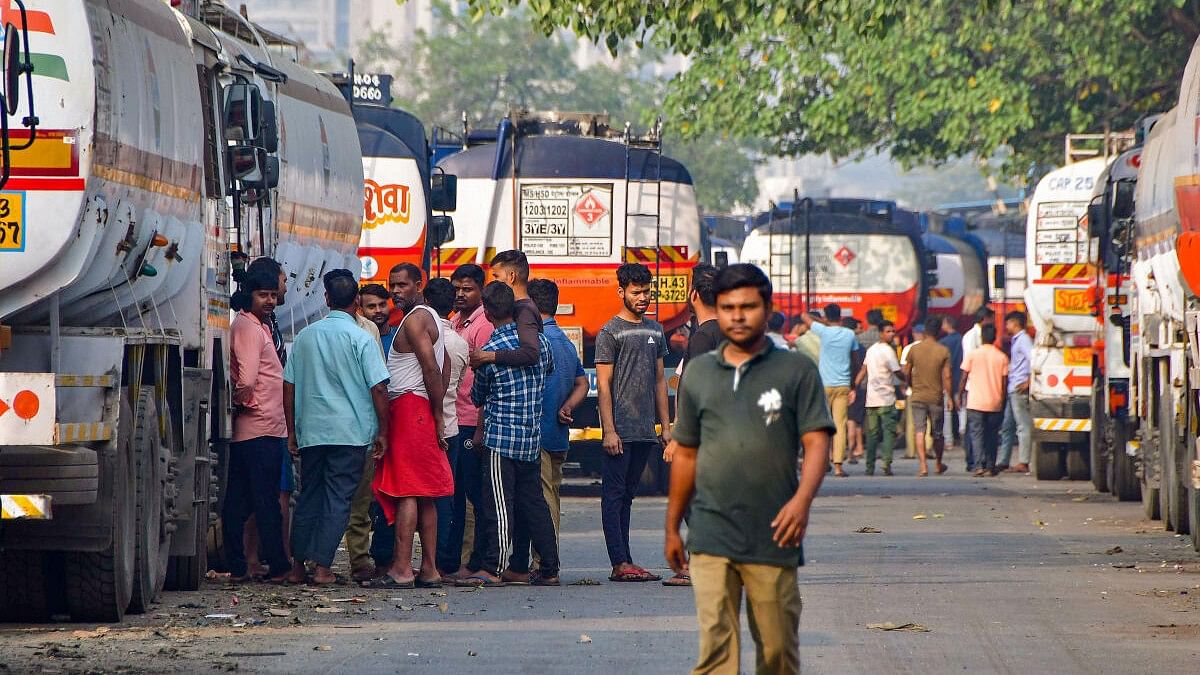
[1107, 420, 1141, 501]
[1158, 396, 1190, 535]
[129, 389, 174, 613]
[0, 551, 49, 621]
[1189, 482, 1200, 553]
[1033, 441, 1063, 481]
[1090, 384, 1109, 492]
[1143, 486, 1161, 520]
[65, 398, 136, 622]
[1066, 445, 1090, 481]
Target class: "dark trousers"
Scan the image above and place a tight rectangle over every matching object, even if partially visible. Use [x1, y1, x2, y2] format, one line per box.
[221, 436, 290, 577]
[290, 444, 366, 568]
[434, 433, 465, 572]
[478, 447, 560, 577]
[947, 406, 963, 445]
[967, 410, 1003, 471]
[601, 440, 655, 566]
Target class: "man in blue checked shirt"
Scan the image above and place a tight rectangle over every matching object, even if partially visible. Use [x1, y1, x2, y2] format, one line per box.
[457, 281, 560, 588]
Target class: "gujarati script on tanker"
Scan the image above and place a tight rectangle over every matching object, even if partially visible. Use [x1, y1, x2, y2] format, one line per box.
[519, 184, 613, 257]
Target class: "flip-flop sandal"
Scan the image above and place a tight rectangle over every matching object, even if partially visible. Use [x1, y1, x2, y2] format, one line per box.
[454, 575, 506, 588]
[311, 574, 349, 587]
[662, 574, 692, 587]
[609, 568, 661, 582]
[531, 576, 560, 587]
[629, 566, 662, 582]
[415, 578, 443, 589]
[362, 575, 415, 589]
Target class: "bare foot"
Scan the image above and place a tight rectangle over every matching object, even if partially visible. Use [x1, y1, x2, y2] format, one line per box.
[284, 563, 307, 585]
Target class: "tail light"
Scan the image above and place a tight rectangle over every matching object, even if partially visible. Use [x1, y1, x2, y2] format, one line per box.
[1109, 381, 1129, 418]
[1070, 335, 1093, 347]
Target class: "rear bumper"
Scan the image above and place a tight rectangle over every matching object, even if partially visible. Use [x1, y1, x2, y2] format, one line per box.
[1031, 396, 1091, 443]
[1, 494, 52, 519]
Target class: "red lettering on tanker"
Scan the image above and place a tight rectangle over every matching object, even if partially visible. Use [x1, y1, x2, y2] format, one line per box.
[363, 179, 411, 229]
[574, 192, 608, 227]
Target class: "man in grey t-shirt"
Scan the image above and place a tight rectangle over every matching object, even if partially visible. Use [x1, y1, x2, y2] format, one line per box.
[595, 263, 671, 582]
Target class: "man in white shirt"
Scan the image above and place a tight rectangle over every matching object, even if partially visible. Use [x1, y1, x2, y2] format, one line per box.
[855, 321, 901, 475]
[427, 278, 472, 576]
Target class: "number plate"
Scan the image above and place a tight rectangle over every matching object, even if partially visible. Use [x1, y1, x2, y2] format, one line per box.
[652, 274, 689, 303]
[0, 192, 24, 251]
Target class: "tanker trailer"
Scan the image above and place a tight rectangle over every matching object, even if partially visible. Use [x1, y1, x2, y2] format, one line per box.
[0, 0, 362, 621]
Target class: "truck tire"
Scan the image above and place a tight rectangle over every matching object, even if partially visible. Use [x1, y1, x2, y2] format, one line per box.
[1107, 419, 1140, 501]
[1158, 390, 1190, 535]
[65, 398, 136, 622]
[1189, 483, 1200, 553]
[1143, 486, 1161, 520]
[1033, 441, 1063, 481]
[1066, 444, 1090, 481]
[0, 551, 49, 621]
[129, 388, 174, 613]
[1090, 383, 1109, 492]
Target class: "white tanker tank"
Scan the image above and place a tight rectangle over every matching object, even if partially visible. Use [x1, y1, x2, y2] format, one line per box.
[0, 0, 363, 621]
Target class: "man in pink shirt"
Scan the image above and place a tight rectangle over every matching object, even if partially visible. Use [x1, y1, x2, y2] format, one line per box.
[223, 270, 291, 582]
[446, 264, 494, 579]
[958, 324, 1009, 477]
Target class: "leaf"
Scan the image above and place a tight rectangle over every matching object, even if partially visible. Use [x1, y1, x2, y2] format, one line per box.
[912, 513, 927, 520]
[867, 622, 931, 632]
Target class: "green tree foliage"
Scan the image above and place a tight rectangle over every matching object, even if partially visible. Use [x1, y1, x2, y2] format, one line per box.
[358, 4, 760, 212]
[475, 0, 1200, 176]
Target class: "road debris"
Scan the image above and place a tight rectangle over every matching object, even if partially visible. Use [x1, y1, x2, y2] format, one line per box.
[70, 627, 110, 639]
[912, 513, 928, 520]
[569, 578, 602, 586]
[578, 634, 593, 644]
[867, 622, 931, 633]
[1105, 546, 1124, 555]
[855, 526, 883, 533]
[223, 651, 286, 657]
[267, 609, 291, 617]
[313, 645, 333, 652]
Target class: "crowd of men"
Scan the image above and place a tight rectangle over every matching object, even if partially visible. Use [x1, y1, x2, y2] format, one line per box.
[221, 251, 1039, 673]
[222, 251, 684, 590]
[776, 303, 1035, 479]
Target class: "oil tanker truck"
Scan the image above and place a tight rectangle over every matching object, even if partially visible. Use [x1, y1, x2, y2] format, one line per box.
[0, 0, 363, 621]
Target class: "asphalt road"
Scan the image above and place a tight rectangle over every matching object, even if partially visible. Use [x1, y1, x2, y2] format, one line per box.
[2, 450, 1198, 674]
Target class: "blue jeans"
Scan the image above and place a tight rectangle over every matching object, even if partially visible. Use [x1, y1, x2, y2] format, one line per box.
[968, 410, 1003, 472]
[221, 436, 290, 577]
[290, 444, 366, 568]
[998, 398, 1017, 466]
[601, 440, 655, 566]
[1010, 393, 1033, 465]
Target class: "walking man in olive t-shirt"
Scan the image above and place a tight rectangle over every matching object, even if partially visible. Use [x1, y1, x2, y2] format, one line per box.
[903, 317, 955, 476]
[667, 264, 833, 674]
[596, 263, 671, 583]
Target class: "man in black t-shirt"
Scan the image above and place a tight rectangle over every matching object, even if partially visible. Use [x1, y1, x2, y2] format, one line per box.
[595, 263, 671, 583]
[469, 250, 543, 369]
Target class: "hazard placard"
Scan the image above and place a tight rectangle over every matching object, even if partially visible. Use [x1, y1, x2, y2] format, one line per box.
[0, 373, 55, 445]
[519, 183, 613, 257]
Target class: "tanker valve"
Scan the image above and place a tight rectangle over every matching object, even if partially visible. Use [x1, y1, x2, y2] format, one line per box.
[165, 242, 183, 262]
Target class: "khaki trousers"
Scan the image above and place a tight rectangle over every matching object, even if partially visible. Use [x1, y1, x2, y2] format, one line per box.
[825, 386, 850, 464]
[690, 553, 802, 675]
[532, 449, 566, 568]
[343, 456, 376, 571]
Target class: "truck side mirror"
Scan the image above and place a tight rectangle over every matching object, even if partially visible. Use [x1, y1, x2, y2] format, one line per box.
[1087, 202, 1106, 237]
[258, 99, 279, 154]
[430, 215, 454, 247]
[714, 251, 729, 268]
[2, 23, 19, 116]
[430, 173, 457, 212]
[1113, 180, 1135, 219]
[263, 155, 279, 189]
[223, 83, 262, 143]
[993, 263, 1007, 292]
[228, 145, 263, 182]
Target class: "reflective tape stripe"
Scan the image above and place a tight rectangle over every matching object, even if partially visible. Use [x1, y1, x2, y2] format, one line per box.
[1033, 418, 1092, 432]
[55, 422, 113, 443]
[1, 494, 52, 519]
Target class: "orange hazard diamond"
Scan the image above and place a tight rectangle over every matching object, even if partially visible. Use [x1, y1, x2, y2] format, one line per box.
[834, 246, 855, 267]
[574, 192, 608, 226]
